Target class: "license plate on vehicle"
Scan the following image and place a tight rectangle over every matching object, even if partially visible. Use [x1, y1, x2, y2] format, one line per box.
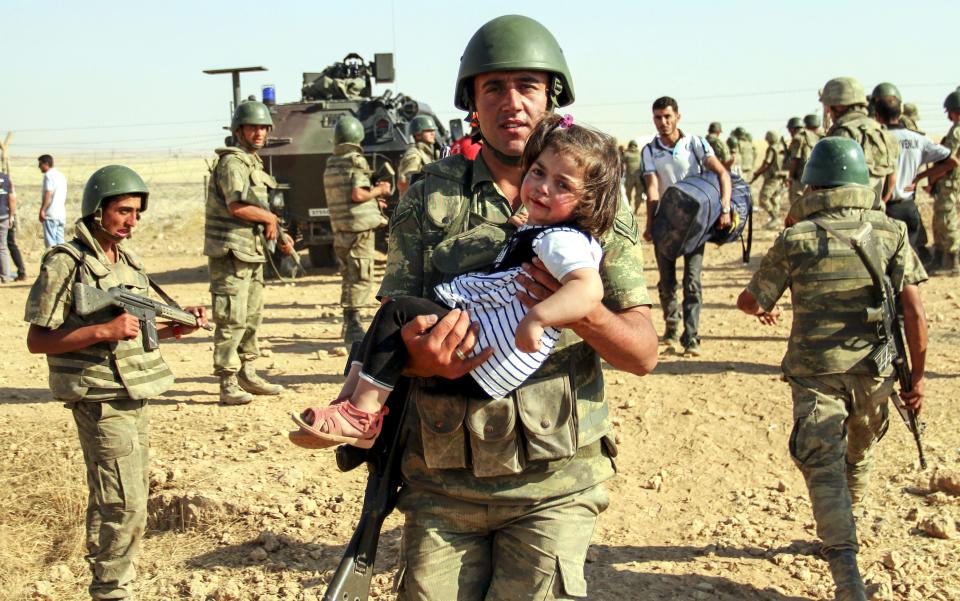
[308, 208, 329, 218]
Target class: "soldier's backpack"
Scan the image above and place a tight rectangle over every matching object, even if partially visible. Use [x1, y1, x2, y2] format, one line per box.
[652, 171, 753, 263]
[834, 117, 898, 177]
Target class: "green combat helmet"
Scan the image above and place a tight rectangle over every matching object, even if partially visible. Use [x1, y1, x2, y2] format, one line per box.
[871, 82, 902, 100]
[231, 100, 273, 131]
[903, 103, 920, 119]
[787, 117, 803, 129]
[820, 77, 867, 107]
[732, 126, 745, 138]
[455, 15, 574, 110]
[627, 140, 638, 149]
[801, 137, 870, 188]
[803, 114, 821, 128]
[82, 165, 149, 218]
[334, 115, 365, 146]
[765, 131, 779, 145]
[708, 122, 722, 134]
[945, 91, 960, 113]
[409, 114, 437, 136]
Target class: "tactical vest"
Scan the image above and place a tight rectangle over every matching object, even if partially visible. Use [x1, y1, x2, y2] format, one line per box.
[204, 147, 273, 262]
[781, 186, 900, 376]
[323, 148, 385, 233]
[767, 140, 788, 176]
[829, 108, 898, 201]
[44, 222, 174, 402]
[790, 130, 820, 182]
[937, 124, 960, 190]
[409, 155, 612, 480]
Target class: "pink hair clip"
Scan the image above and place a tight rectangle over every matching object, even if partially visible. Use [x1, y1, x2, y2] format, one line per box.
[558, 114, 574, 129]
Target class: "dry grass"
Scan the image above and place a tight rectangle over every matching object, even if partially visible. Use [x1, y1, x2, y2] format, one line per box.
[0, 430, 88, 601]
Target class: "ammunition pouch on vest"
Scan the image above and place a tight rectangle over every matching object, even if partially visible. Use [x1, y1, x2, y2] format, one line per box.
[204, 148, 274, 262]
[410, 156, 611, 478]
[44, 230, 174, 402]
[834, 116, 897, 178]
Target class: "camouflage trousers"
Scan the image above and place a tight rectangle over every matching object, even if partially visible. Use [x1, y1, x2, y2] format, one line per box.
[932, 181, 959, 254]
[787, 374, 892, 554]
[71, 399, 149, 601]
[209, 254, 264, 375]
[333, 229, 375, 310]
[395, 484, 608, 601]
[758, 176, 787, 220]
[624, 176, 645, 213]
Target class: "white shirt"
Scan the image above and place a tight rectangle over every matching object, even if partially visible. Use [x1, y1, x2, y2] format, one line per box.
[434, 225, 603, 399]
[42, 167, 67, 221]
[641, 131, 714, 196]
[888, 124, 951, 202]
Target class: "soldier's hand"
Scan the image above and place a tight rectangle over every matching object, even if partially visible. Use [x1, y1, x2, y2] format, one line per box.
[901, 376, 924, 412]
[756, 306, 781, 326]
[507, 212, 529, 228]
[278, 233, 295, 255]
[179, 306, 208, 335]
[400, 309, 492, 378]
[377, 181, 393, 197]
[642, 225, 653, 242]
[103, 313, 141, 341]
[264, 216, 279, 241]
[784, 214, 796, 228]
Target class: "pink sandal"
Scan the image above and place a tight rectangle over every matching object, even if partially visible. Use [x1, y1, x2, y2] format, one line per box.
[289, 398, 389, 450]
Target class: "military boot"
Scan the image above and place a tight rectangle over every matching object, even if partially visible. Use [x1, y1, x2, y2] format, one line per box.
[219, 373, 254, 406]
[238, 363, 284, 395]
[342, 310, 366, 346]
[826, 549, 867, 601]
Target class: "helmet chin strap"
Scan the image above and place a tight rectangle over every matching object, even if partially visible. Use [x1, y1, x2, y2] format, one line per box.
[93, 210, 127, 242]
[480, 136, 522, 167]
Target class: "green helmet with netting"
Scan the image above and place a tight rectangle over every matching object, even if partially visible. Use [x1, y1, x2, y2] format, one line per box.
[455, 15, 574, 110]
[801, 137, 869, 188]
[409, 114, 437, 136]
[787, 117, 803, 129]
[82, 165, 149, 218]
[731, 126, 745, 138]
[764, 130, 779, 145]
[231, 100, 273, 131]
[945, 91, 960, 113]
[334, 115, 365, 145]
[803, 114, 821, 128]
[708, 122, 722, 134]
[871, 82, 902, 100]
[820, 77, 867, 106]
[627, 140, 638, 149]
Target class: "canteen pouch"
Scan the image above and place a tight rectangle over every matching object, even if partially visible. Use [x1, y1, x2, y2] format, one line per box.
[465, 395, 524, 477]
[515, 373, 577, 463]
[416, 385, 469, 470]
[431, 216, 511, 276]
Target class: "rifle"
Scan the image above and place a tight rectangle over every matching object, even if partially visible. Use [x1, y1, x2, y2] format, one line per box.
[72, 283, 212, 352]
[813, 220, 927, 469]
[321, 343, 409, 601]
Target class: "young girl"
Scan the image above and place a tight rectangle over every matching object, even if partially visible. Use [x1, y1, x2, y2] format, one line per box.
[290, 113, 623, 449]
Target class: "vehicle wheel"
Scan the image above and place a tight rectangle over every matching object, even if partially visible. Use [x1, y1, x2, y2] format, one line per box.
[308, 244, 337, 268]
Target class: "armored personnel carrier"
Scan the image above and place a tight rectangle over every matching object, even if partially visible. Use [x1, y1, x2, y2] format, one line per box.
[206, 53, 449, 269]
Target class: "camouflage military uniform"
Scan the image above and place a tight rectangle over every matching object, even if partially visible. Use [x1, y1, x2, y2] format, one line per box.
[706, 134, 731, 166]
[622, 145, 644, 212]
[204, 147, 274, 376]
[827, 107, 900, 206]
[25, 221, 174, 600]
[787, 129, 821, 205]
[932, 123, 960, 255]
[397, 141, 438, 188]
[738, 135, 756, 182]
[758, 139, 788, 221]
[323, 143, 386, 311]
[746, 186, 926, 555]
[725, 136, 742, 176]
[379, 153, 651, 600]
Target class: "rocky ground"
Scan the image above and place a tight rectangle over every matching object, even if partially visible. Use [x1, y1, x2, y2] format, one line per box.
[0, 190, 957, 601]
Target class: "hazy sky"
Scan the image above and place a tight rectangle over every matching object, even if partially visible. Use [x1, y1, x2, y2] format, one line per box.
[3, 0, 957, 154]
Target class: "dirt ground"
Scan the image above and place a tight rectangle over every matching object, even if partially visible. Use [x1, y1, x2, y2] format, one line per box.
[0, 166, 957, 601]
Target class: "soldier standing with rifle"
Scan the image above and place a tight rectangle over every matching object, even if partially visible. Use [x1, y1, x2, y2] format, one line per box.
[397, 114, 439, 195]
[24, 166, 208, 601]
[324, 115, 391, 346]
[205, 101, 291, 405]
[753, 130, 788, 227]
[737, 138, 928, 601]
[786, 115, 822, 209]
[374, 15, 658, 600]
[622, 139, 645, 212]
